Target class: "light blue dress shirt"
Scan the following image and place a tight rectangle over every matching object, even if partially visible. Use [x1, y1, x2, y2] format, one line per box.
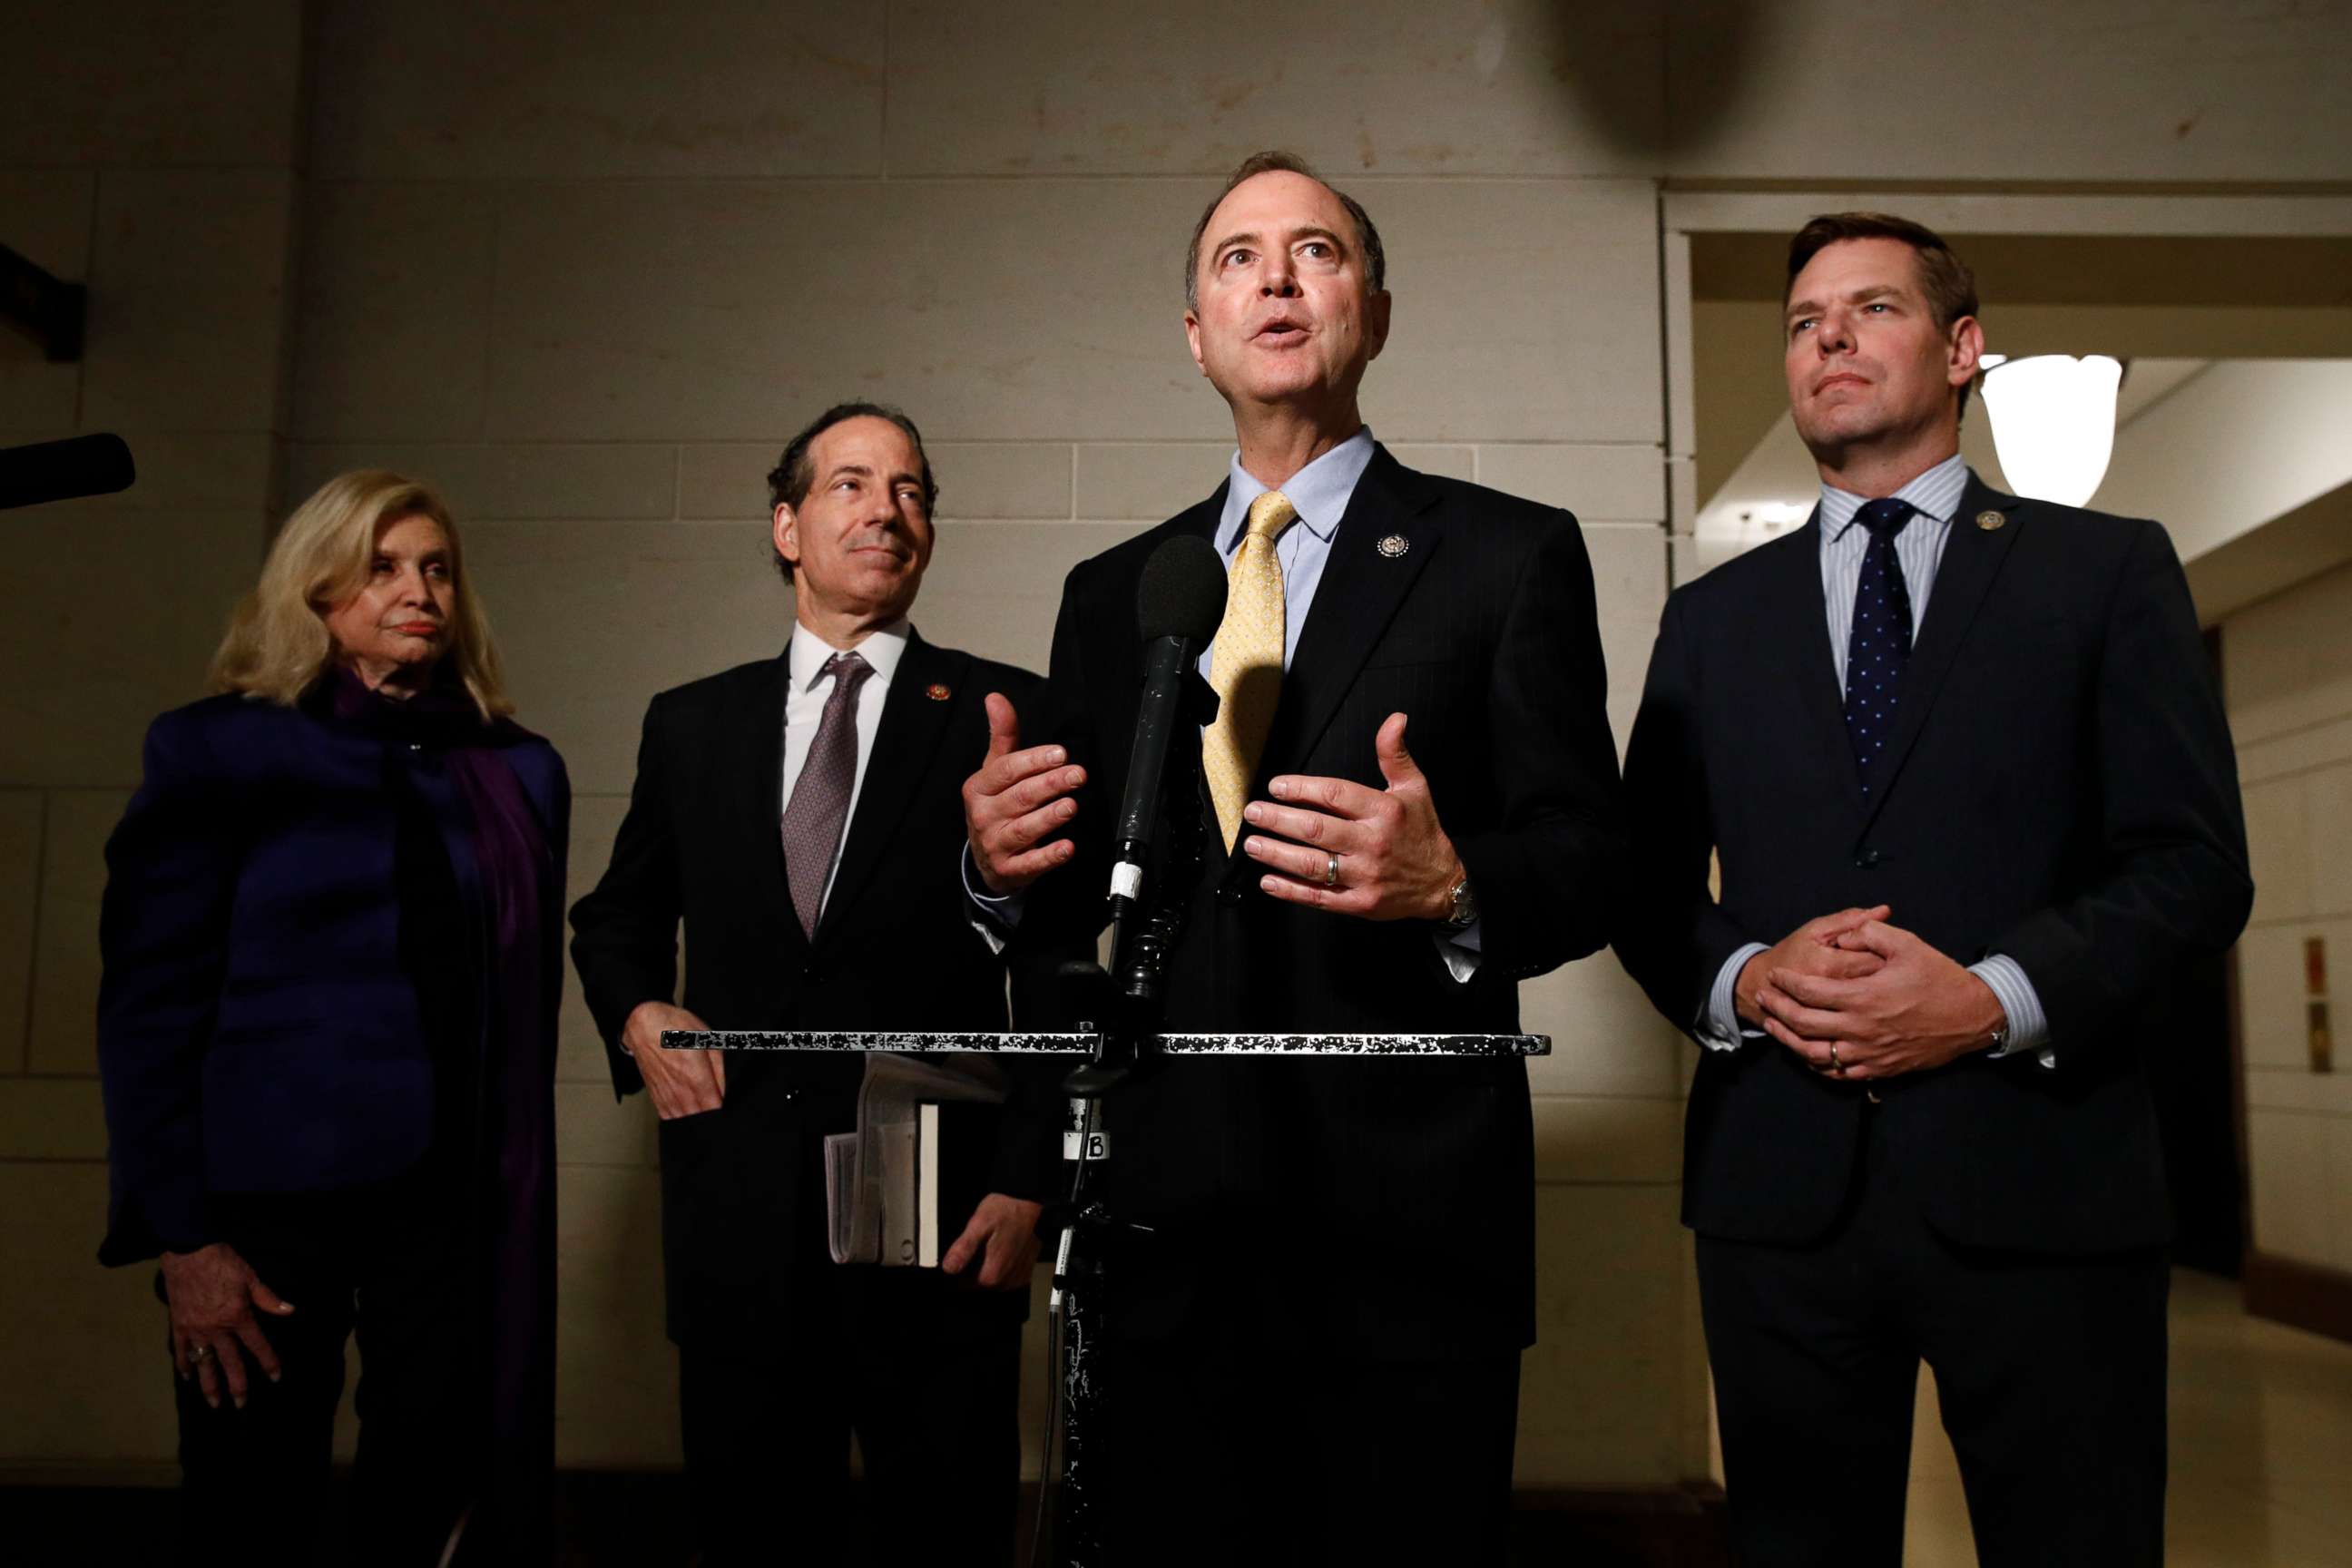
[1699, 455, 2053, 1066]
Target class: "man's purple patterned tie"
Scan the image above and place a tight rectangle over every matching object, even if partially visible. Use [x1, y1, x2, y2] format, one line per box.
[781, 651, 874, 940]
[1843, 497, 1916, 797]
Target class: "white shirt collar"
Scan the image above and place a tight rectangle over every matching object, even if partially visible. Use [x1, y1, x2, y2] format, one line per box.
[788, 618, 910, 691]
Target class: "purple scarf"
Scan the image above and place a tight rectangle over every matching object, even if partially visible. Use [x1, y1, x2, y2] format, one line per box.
[330, 667, 557, 1561]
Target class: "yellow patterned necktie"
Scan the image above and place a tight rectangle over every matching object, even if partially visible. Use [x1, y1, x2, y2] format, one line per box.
[1204, 489, 1298, 852]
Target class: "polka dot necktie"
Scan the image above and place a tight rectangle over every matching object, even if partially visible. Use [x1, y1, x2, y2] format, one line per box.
[1843, 497, 1916, 796]
[780, 650, 874, 940]
[1204, 490, 1298, 852]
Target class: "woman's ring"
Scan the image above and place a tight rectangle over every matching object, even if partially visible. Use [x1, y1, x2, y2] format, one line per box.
[1323, 852, 1340, 887]
[191, 1344, 211, 1362]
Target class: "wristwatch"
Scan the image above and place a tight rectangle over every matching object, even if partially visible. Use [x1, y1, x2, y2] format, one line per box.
[1444, 871, 1478, 931]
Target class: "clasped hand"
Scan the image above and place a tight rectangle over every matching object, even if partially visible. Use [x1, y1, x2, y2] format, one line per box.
[1740, 908, 2006, 1081]
[963, 701, 1461, 926]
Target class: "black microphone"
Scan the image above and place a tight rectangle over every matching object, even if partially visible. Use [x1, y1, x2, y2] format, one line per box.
[0, 434, 135, 510]
[1108, 534, 1228, 912]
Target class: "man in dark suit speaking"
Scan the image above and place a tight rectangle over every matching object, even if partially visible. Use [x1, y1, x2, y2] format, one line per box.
[570, 404, 1056, 1566]
[1615, 214, 2252, 1565]
[959, 152, 1625, 1563]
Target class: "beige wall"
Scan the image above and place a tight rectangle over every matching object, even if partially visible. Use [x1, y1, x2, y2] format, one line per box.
[2225, 560, 2352, 1276]
[6, 0, 2349, 1491]
[1, 0, 308, 1475]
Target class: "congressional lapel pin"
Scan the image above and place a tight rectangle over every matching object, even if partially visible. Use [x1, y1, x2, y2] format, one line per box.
[926, 682, 951, 701]
[1376, 533, 1410, 559]
[1975, 510, 2006, 532]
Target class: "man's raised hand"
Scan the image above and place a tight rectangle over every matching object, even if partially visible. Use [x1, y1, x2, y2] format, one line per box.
[963, 693, 1084, 895]
[940, 1192, 1045, 1289]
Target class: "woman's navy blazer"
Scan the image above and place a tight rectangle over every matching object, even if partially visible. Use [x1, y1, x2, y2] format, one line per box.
[95, 691, 569, 1264]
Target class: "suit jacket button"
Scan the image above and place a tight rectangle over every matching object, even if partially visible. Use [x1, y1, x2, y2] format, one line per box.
[1856, 848, 1882, 869]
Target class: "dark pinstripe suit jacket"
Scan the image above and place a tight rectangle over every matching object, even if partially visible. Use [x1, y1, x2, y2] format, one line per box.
[1022, 444, 1625, 1357]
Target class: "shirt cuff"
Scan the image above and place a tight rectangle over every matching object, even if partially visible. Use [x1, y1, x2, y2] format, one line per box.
[1698, 942, 1770, 1052]
[962, 844, 1024, 956]
[1434, 920, 1483, 984]
[1970, 954, 2054, 1069]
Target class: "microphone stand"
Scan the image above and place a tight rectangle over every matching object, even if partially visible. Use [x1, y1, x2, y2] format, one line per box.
[1045, 666, 1213, 1566]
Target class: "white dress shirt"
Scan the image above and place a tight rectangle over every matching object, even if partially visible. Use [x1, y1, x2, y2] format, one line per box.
[782, 617, 909, 922]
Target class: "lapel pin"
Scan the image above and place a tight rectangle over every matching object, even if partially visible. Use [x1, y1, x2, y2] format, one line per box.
[1376, 534, 1410, 558]
[1975, 510, 2005, 531]
[926, 682, 951, 701]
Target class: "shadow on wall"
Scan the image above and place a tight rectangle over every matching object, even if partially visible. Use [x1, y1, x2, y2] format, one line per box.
[1530, 0, 1777, 161]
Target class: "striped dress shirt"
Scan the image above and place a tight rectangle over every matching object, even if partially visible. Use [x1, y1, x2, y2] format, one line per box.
[1700, 455, 2053, 1065]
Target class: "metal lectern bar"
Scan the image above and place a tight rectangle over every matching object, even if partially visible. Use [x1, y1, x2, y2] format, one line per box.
[664, 1030, 1550, 1057]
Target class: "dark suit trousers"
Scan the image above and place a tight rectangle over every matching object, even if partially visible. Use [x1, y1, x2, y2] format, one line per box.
[169, 1181, 479, 1566]
[1094, 1333, 1521, 1568]
[677, 1271, 1024, 1568]
[1696, 1106, 2168, 1568]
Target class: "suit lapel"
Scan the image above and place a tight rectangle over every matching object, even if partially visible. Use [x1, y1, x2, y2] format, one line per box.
[1769, 512, 1867, 818]
[1858, 475, 2027, 834]
[816, 632, 964, 944]
[738, 650, 808, 956]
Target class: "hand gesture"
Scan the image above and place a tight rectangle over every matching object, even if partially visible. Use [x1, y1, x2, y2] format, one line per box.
[1241, 712, 1463, 922]
[160, 1242, 294, 1410]
[624, 1001, 724, 1119]
[962, 694, 1085, 895]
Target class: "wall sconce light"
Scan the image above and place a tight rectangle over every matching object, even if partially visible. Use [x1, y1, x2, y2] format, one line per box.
[1979, 354, 2123, 508]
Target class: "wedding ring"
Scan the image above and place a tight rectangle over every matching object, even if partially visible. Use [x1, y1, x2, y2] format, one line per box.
[1323, 852, 1341, 887]
[191, 1344, 211, 1362]
[1828, 1041, 1846, 1076]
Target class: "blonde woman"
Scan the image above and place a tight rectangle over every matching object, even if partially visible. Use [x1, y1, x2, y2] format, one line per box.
[97, 471, 567, 1565]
